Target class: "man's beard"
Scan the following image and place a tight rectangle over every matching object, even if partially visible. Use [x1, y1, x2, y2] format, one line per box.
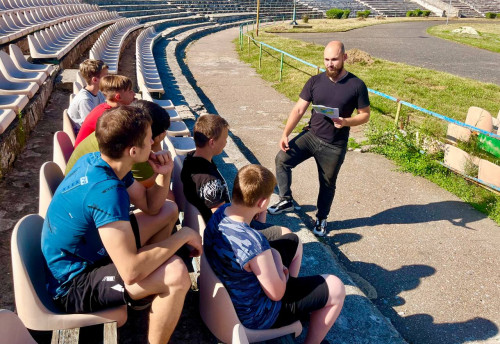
[326, 64, 343, 79]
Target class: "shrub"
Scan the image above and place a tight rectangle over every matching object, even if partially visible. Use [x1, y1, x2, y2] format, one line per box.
[342, 9, 351, 19]
[406, 10, 414, 17]
[423, 10, 431, 17]
[414, 9, 423, 16]
[497, 13, 500, 18]
[485, 12, 496, 18]
[326, 8, 344, 19]
[302, 14, 309, 23]
[356, 10, 370, 18]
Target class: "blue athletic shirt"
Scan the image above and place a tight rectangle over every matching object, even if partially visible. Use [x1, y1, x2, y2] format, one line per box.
[204, 204, 281, 329]
[41, 152, 134, 299]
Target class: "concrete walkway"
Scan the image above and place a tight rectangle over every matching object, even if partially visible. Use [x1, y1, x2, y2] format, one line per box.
[278, 21, 500, 85]
[184, 27, 500, 344]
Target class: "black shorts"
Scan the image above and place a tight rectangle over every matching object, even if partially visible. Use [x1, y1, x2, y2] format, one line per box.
[55, 213, 152, 313]
[251, 221, 299, 268]
[272, 275, 329, 328]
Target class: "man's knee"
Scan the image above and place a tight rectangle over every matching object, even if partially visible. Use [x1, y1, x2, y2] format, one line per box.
[163, 256, 191, 293]
[275, 150, 288, 167]
[162, 200, 179, 222]
[323, 274, 346, 305]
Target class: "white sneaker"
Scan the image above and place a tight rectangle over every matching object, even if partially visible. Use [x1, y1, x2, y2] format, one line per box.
[312, 218, 327, 237]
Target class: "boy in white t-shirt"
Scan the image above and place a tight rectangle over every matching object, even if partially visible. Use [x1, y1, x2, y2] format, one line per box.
[68, 59, 108, 131]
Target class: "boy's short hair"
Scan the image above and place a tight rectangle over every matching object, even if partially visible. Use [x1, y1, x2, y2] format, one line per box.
[99, 75, 133, 101]
[96, 105, 152, 159]
[193, 114, 229, 148]
[232, 164, 277, 207]
[130, 100, 170, 139]
[79, 59, 108, 85]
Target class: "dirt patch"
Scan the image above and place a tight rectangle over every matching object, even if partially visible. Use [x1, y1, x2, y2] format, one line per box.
[346, 48, 374, 65]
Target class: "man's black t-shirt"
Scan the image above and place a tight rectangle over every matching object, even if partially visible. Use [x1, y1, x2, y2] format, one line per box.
[299, 72, 370, 145]
[181, 152, 230, 223]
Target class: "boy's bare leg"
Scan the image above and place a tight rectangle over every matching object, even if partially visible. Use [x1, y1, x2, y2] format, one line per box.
[288, 237, 303, 277]
[134, 200, 178, 245]
[305, 275, 345, 344]
[125, 255, 190, 344]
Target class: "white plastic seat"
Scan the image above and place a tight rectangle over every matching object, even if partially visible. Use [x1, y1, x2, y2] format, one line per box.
[199, 254, 302, 343]
[38, 161, 64, 218]
[0, 108, 16, 134]
[9, 44, 54, 76]
[166, 108, 181, 122]
[0, 50, 46, 85]
[0, 94, 29, 112]
[62, 109, 76, 144]
[53, 130, 74, 172]
[0, 68, 39, 98]
[0, 309, 37, 344]
[167, 120, 190, 137]
[163, 135, 195, 156]
[11, 214, 128, 333]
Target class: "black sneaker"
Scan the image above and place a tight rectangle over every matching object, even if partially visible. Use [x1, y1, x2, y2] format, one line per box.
[313, 218, 327, 237]
[267, 198, 294, 214]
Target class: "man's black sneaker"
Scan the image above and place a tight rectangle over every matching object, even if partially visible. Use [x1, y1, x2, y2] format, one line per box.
[313, 218, 327, 237]
[267, 198, 294, 214]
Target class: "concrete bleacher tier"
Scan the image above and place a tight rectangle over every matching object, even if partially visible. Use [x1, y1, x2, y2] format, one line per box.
[446, 0, 481, 17]
[355, 0, 424, 17]
[297, 0, 369, 15]
[461, 0, 500, 16]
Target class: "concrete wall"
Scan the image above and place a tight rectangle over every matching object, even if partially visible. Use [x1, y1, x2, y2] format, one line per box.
[412, 0, 460, 17]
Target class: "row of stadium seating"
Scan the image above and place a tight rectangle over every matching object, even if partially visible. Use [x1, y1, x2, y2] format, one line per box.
[0, 0, 81, 12]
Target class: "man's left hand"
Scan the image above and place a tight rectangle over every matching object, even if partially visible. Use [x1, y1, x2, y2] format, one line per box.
[148, 150, 174, 176]
[332, 117, 346, 129]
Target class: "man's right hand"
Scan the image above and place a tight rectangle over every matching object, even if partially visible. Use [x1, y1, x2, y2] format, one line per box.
[179, 226, 203, 257]
[279, 135, 290, 152]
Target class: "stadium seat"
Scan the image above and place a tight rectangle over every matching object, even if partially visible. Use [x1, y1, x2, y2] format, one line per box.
[478, 159, 500, 188]
[0, 94, 28, 112]
[167, 120, 190, 137]
[199, 254, 302, 343]
[53, 130, 74, 172]
[9, 44, 54, 76]
[183, 200, 206, 237]
[62, 109, 77, 144]
[142, 88, 175, 110]
[0, 309, 37, 344]
[163, 135, 195, 156]
[11, 214, 127, 335]
[0, 108, 16, 134]
[0, 67, 39, 98]
[171, 155, 186, 212]
[38, 161, 64, 218]
[73, 80, 82, 94]
[0, 50, 47, 86]
[75, 70, 86, 87]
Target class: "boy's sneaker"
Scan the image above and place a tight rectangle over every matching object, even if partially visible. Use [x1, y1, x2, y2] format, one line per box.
[313, 218, 327, 237]
[268, 198, 294, 214]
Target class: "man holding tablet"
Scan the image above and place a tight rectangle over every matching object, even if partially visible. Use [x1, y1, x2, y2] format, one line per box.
[268, 41, 371, 237]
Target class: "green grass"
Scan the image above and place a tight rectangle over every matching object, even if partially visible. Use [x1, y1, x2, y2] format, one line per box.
[427, 23, 500, 53]
[234, 33, 500, 224]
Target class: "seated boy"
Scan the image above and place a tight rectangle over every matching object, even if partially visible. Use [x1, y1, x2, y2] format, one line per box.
[181, 114, 230, 223]
[67, 59, 108, 131]
[204, 165, 345, 343]
[42, 106, 202, 344]
[74, 74, 136, 147]
[66, 100, 170, 188]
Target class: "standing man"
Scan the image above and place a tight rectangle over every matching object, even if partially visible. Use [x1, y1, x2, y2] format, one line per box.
[268, 41, 370, 237]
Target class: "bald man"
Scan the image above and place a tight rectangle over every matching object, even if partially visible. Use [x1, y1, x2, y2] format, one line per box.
[268, 41, 370, 236]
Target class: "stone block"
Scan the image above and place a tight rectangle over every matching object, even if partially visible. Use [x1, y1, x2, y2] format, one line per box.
[443, 144, 479, 175]
[478, 159, 500, 188]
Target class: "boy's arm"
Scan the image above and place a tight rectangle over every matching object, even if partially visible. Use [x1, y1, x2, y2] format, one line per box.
[128, 151, 173, 215]
[247, 248, 287, 301]
[99, 221, 202, 285]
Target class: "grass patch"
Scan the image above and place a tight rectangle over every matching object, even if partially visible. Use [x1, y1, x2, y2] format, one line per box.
[234, 32, 500, 224]
[427, 22, 500, 53]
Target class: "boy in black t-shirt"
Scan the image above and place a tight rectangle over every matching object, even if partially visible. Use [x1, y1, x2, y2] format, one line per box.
[181, 115, 231, 223]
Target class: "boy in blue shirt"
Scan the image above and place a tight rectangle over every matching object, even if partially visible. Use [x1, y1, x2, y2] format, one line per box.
[42, 106, 202, 344]
[204, 164, 345, 343]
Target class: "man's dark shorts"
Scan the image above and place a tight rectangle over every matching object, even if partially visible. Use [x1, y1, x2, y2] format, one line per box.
[55, 213, 154, 313]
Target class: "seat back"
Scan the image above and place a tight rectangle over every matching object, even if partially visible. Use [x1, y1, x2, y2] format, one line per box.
[172, 154, 186, 212]
[183, 200, 206, 238]
[11, 214, 128, 331]
[0, 309, 37, 344]
[62, 109, 76, 144]
[53, 131, 74, 172]
[75, 70, 86, 87]
[38, 161, 64, 218]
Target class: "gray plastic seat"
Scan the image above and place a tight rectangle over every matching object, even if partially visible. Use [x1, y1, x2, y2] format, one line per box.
[0, 108, 16, 134]
[9, 44, 54, 76]
[0, 68, 39, 98]
[0, 94, 29, 112]
[0, 50, 47, 85]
